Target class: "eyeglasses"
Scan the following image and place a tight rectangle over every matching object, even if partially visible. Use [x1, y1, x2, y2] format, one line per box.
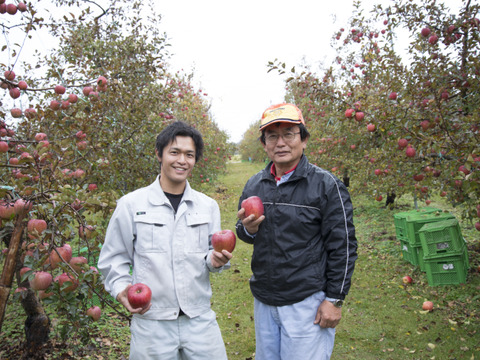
[265, 132, 301, 144]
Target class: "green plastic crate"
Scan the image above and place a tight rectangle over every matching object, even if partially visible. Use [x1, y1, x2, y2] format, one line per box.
[400, 239, 420, 266]
[404, 211, 455, 246]
[419, 218, 465, 259]
[424, 247, 469, 286]
[393, 207, 441, 240]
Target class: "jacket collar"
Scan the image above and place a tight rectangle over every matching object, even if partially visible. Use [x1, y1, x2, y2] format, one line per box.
[262, 154, 309, 182]
[147, 175, 195, 206]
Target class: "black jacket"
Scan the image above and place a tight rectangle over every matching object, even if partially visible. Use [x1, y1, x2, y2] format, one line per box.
[236, 155, 357, 306]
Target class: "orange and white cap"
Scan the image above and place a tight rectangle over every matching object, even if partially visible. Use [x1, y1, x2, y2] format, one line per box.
[259, 103, 305, 131]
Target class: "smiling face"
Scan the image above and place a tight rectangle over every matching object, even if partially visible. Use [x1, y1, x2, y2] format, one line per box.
[156, 136, 196, 194]
[262, 123, 308, 176]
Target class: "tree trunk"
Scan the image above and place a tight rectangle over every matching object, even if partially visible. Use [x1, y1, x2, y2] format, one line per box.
[0, 210, 26, 332]
[21, 289, 51, 358]
[0, 210, 51, 356]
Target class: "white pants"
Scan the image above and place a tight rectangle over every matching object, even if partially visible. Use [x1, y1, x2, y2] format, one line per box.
[254, 291, 336, 360]
[129, 309, 228, 360]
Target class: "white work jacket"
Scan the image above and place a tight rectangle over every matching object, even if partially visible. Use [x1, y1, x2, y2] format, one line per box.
[98, 176, 228, 320]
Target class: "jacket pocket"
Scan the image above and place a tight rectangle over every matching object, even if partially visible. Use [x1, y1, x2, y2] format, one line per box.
[185, 213, 210, 253]
[133, 213, 170, 253]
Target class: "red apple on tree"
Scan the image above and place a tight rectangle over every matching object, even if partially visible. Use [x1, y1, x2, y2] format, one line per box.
[345, 108, 355, 118]
[54, 85, 66, 94]
[127, 283, 152, 308]
[355, 111, 365, 121]
[30, 271, 53, 291]
[27, 219, 47, 239]
[211, 230, 236, 253]
[388, 92, 397, 100]
[86, 306, 102, 321]
[241, 196, 264, 220]
[55, 273, 78, 293]
[69, 256, 88, 272]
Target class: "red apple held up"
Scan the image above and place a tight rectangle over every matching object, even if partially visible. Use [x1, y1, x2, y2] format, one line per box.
[422, 301, 434, 311]
[211, 230, 236, 253]
[30, 271, 53, 291]
[127, 283, 152, 309]
[87, 306, 102, 321]
[241, 196, 264, 220]
[402, 275, 413, 284]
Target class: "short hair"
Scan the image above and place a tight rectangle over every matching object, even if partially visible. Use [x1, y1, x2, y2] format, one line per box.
[155, 121, 204, 162]
[259, 123, 310, 145]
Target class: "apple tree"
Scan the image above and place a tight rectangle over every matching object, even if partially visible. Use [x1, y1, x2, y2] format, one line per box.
[0, 0, 231, 355]
[272, 0, 480, 224]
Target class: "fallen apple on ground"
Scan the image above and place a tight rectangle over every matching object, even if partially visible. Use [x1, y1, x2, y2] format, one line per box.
[212, 230, 236, 253]
[422, 301, 434, 311]
[127, 283, 152, 308]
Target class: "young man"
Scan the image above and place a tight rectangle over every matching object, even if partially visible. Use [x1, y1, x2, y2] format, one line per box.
[236, 103, 358, 360]
[98, 121, 232, 359]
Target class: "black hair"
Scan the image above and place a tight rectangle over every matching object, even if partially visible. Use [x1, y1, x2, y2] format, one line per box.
[155, 121, 204, 162]
[259, 123, 310, 145]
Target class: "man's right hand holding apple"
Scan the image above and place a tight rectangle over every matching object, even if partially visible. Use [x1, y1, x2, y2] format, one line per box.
[237, 208, 265, 235]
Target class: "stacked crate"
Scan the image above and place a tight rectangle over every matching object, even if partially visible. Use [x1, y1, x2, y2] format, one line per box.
[394, 209, 469, 286]
[418, 218, 469, 286]
[393, 208, 442, 267]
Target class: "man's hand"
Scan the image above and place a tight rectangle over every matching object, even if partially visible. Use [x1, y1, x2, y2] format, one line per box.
[314, 300, 342, 328]
[211, 249, 233, 268]
[237, 208, 265, 235]
[116, 284, 152, 315]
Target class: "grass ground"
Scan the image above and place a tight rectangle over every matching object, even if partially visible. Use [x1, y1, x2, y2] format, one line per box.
[1, 160, 479, 359]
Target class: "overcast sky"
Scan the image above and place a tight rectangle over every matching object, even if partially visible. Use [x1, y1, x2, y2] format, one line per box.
[155, 0, 387, 143]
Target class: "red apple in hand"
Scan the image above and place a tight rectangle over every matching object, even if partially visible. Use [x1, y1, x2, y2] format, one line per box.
[128, 283, 152, 308]
[241, 196, 264, 220]
[212, 230, 236, 253]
